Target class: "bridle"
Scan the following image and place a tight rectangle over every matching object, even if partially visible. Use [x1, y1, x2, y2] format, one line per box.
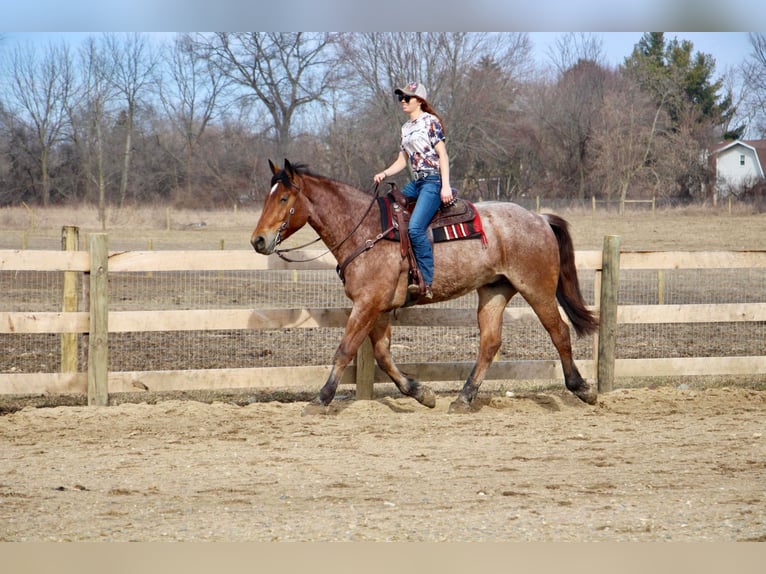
[272, 175, 388, 266]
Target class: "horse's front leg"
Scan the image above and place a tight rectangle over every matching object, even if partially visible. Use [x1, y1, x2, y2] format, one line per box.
[309, 305, 379, 410]
[369, 314, 435, 408]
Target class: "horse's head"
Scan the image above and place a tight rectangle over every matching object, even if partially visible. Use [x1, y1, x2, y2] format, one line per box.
[251, 159, 310, 254]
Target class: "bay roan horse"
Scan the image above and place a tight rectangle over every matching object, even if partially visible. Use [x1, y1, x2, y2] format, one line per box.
[251, 160, 599, 413]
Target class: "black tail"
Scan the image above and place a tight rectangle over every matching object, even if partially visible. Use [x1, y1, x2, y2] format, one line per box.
[544, 214, 599, 337]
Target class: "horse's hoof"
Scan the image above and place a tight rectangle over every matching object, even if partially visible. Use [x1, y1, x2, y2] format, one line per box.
[302, 400, 330, 416]
[573, 381, 598, 405]
[417, 386, 436, 409]
[448, 398, 473, 414]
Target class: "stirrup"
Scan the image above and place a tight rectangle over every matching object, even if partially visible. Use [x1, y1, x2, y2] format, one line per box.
[407, 283, 420, 295]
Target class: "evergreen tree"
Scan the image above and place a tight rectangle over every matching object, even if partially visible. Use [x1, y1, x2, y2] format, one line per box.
[623, 32, 740, 137]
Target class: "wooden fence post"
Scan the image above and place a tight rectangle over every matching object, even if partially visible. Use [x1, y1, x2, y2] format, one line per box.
[60, 226, 80, 373]
[146, 239, 153, 278]
[355, 338, 375, 400]
[597, 235, 621, 393]
[87, 233, 109, 406]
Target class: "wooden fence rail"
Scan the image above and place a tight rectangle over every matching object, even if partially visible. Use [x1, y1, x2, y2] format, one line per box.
[2, 236, 766, 405]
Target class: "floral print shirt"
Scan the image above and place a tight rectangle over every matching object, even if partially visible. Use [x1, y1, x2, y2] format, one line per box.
[400, 112, 446, 172]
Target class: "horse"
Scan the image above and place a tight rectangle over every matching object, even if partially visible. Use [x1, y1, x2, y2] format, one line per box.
[251, 159, 599, 413]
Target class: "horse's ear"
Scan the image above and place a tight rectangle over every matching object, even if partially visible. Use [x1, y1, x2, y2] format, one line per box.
[268, 159, 279, 175]
[284, 159, 295, 179]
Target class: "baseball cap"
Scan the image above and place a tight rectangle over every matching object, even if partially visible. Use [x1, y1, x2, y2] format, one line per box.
[394, 81, 428, 101]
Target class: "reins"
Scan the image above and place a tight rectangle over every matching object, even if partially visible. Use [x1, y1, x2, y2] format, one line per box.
[274, 180, 387, 265]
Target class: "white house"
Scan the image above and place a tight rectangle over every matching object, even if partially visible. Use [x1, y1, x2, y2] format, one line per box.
[708, 139, 766, 198]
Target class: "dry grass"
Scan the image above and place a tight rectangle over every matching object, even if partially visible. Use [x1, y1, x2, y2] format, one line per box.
[0, 203, 263, 251]
[2, 202, 763, 252]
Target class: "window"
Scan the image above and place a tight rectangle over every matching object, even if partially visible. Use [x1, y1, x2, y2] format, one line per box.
[740, 154, 746, 166]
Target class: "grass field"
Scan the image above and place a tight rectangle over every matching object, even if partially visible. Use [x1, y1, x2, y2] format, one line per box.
[1, 201, 764, 252]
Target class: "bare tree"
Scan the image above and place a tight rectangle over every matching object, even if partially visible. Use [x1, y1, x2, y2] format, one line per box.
[742, 32, 766, 136]
[103, 33, 159, 207]
[70, 37, 117, 228]
[591, 71, 670, 206]
[530, 58, 609, 201]
[546, 32, 606, 75]
[157, 33, 228, 200]
[193, 32, 340, 160]
[1, 41, 74, 206]
[334, 32, 533, 187]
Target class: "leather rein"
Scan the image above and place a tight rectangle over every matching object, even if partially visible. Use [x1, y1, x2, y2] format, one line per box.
[273, 181, 396, 281]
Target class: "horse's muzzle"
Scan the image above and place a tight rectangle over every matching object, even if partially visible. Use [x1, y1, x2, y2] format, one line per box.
[250, 233, 275, 255]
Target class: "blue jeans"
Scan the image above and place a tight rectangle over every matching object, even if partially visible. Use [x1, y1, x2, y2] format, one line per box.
[401, 175, 442, 286]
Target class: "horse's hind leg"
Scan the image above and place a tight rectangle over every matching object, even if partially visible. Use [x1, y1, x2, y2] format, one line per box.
[449, 283, 515, 414]
[368, 315, 435, 408]
[526, 294, 597, 405]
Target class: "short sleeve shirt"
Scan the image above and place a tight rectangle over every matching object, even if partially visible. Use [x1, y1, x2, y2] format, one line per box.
[400, 112, 446, 172]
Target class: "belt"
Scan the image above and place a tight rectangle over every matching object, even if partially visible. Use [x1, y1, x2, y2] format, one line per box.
[414, 169, 439, 180]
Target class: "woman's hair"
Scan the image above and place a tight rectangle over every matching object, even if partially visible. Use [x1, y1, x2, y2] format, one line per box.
[418, 99, 447, 135]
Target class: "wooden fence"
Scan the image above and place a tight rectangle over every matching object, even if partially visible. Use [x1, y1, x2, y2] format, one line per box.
[1, 232, 765, 405]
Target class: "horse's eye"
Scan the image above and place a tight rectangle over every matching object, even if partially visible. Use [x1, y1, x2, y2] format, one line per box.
[279, 194, 289, 204]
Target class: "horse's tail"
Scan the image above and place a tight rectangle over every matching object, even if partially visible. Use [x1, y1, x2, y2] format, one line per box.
[544, 213, 599, 337]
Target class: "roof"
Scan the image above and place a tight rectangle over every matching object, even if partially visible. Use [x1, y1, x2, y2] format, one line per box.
[710, 139, 766, 171]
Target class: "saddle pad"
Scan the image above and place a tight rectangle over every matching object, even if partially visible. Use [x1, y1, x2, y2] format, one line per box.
[377, 193, 487, 244]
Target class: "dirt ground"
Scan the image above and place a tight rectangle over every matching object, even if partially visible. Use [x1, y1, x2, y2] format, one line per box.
[2, 207, 765, 543]
[1, 385, 764, 542]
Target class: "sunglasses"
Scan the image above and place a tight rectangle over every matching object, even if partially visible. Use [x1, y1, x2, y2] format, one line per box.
[397, 94, 413, 103]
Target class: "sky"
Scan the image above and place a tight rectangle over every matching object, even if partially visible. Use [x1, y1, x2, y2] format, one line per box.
[2, 1, 762, 84]
[2, 32, 756, 78]
[528, 32, 753, 72]
[3, 0, 765, 35]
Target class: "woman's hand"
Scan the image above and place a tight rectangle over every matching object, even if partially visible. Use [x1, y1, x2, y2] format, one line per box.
[375, 153, 406, 185]
[440, 185, 454, 205]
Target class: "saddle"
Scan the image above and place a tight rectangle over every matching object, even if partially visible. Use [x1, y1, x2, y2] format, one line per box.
[377, 184, 487, 296]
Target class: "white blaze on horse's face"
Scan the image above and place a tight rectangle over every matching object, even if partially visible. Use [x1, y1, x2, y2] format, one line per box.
[252, 181, 290, 254]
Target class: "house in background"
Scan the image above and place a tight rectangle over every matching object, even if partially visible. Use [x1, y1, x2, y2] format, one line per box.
[708, 139, 766, 199]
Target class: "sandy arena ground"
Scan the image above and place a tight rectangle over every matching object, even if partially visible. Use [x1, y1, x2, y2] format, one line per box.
[1, 385, 764, 542]
[2, 208, 765, 544]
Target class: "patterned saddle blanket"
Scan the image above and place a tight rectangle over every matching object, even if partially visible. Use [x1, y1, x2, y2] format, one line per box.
[376, 191, 486, 244]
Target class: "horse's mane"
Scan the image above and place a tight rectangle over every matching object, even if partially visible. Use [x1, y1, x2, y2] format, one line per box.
[272, 163, 370, 198]
[271, 162, 311, 188]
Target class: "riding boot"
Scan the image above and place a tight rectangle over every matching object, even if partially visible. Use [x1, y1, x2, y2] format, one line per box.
[407, 259, 426, 296]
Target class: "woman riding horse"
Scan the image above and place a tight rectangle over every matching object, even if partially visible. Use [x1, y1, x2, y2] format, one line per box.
[252, 160, 598, 414]
[373, 82, 454, 300]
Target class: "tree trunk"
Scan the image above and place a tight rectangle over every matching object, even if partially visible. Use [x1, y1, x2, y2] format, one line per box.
[119, 106, 134, 208]
[41, 148, 50, 207]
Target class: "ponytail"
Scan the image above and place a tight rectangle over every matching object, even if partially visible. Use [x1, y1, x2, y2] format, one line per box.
[419, 99, 447, 136]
